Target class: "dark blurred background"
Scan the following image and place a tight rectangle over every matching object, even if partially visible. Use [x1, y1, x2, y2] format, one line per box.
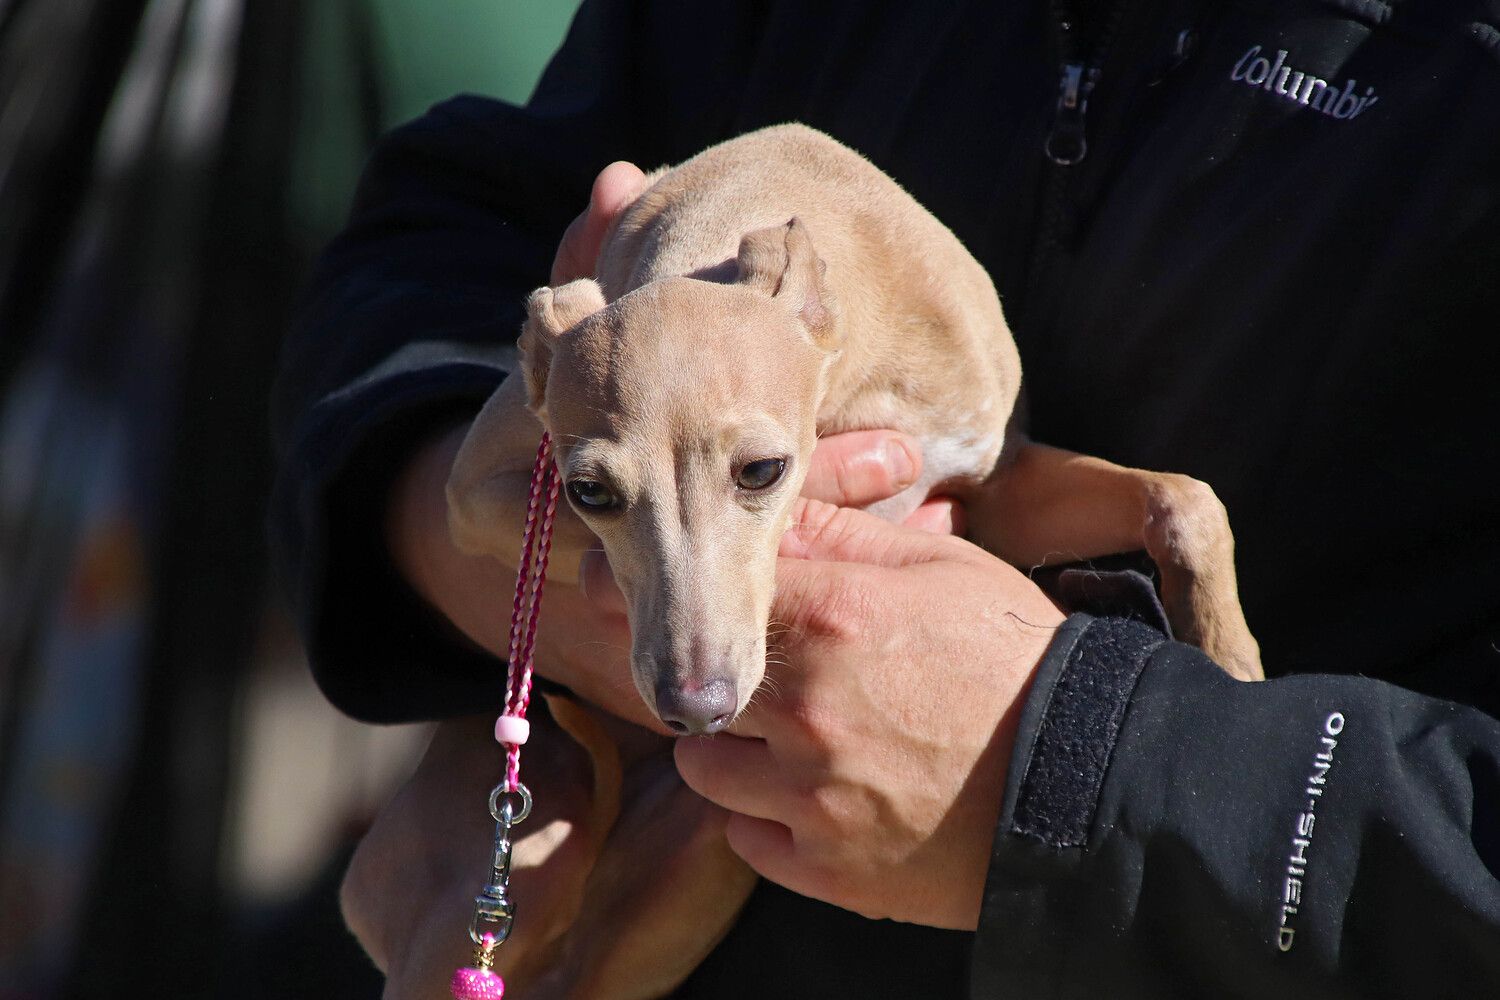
[0, 2, 579, 995]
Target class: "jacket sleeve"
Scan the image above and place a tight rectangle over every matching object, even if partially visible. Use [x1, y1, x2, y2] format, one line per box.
[973, 613, 1500, 998]
[268, 0, 670, 722]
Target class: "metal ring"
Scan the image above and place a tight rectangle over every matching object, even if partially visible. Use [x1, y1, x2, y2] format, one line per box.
[488, 782, 533, 826]
[1044, 132, 1087, 166]
[469, 911, 514, 948]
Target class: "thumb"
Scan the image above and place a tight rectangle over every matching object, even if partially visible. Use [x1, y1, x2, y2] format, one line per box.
[801, 430, 920, 507]
[551, 161, 648, 284]
[590, 160, 649, 219]
[780, 497, 973, 569]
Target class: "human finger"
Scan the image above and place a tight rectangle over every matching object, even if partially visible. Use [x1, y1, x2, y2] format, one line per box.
[672, 735, 785, 822]
[550, 161, 648, 284]
[902, 495, 964, 535]
[720, 814, 828, 903]
[767, 555, 886, 642]
[780, 497, 973, 568]
[801, 430, 920, 507]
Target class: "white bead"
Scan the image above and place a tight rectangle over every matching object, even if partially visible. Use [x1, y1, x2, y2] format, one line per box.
[493, 715, 530, 746]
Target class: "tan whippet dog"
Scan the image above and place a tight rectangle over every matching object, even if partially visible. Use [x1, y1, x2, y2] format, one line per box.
[448, 123, 1261, 737]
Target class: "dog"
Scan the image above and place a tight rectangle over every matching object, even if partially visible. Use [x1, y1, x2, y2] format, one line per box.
[448, 123, 1262, 739]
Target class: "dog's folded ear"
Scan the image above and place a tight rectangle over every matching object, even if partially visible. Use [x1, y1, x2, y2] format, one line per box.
[519, 278, 607, 413]
[735, 218, 838, 349]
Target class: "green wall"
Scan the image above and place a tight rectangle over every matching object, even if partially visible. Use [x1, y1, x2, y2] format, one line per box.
[292, 0, 582, 240]
[371, 0, 580, 123]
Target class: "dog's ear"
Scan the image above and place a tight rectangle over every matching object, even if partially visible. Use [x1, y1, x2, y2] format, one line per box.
[735, 218, 838, 349]
[518, 278, 607, 412]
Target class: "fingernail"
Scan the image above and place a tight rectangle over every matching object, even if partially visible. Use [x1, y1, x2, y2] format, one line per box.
[885, 439, 918, 489]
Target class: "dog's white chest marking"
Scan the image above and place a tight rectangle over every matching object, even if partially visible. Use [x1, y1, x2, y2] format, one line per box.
[921, 430, 1001, 488]
[862, 429, 1001, 525]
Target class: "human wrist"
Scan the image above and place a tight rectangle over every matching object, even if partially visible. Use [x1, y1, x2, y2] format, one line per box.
[384, 418, 514, 658]
[947, 592, 1066, 929]
[385, 419, 471, 606]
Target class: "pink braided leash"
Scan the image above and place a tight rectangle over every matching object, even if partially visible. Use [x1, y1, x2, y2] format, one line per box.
[452, 433, 560, 1000]
[501, 433, 561, 789]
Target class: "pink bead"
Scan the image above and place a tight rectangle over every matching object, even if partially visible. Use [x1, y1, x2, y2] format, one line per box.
[451, 966, 505, 1000]
[493, 714, 530, 746]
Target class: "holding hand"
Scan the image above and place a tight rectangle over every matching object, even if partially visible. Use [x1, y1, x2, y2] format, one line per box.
[675, 498, 1065, 930]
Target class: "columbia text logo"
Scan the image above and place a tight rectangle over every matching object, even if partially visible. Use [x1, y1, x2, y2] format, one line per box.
[1231, 46, 1378, 119]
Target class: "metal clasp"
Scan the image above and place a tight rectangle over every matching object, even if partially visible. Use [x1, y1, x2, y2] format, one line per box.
[467, 782, 531, 948]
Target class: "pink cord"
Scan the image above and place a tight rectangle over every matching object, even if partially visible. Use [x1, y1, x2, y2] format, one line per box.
[499, 433, 559, 791]
[452, 435, 557, 999]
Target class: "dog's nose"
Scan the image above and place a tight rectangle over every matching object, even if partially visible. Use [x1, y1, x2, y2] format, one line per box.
[655, 678, 737, 735]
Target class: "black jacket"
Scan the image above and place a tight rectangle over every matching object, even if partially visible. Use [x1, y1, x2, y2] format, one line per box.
[271, 0, 1500, 995]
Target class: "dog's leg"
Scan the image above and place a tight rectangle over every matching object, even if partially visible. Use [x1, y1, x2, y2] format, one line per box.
[968, 441, 1263, 681]
[447, 375, 596, 584]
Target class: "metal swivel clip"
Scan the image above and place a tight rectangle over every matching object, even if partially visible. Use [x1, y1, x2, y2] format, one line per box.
[467, 783, 532, 955]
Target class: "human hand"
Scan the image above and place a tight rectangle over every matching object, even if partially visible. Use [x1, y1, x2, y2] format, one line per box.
[673, 498, 1067, 930]
[377, 405, 958, 995]
[368, 474, 965, 999]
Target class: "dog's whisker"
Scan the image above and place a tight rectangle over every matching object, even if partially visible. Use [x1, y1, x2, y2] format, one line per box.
[765, 617, 806, 641]
[568, 640, 633, 656]
[753, 675, 785, 703]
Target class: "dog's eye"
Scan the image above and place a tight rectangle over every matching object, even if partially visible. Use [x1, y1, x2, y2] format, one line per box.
[567, 479, 617, 511]
[736, 458, 786, 491]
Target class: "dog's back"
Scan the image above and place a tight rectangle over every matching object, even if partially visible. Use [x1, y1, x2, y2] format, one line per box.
[597, 124, 1022, 498]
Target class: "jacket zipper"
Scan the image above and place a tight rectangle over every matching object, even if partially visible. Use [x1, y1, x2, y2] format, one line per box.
[1042, 0, 1133, 166]
[1044, 62, 1097, 166]
[1028, 0, 1134, 297]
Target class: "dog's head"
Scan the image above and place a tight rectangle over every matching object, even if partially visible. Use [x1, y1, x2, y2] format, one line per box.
[521, 218, 839, 733]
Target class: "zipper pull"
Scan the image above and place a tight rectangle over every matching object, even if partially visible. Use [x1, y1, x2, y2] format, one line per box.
[1045, 62, 1097, 166]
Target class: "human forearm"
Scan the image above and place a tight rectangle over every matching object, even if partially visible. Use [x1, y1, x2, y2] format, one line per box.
[386, 420, 513, 659]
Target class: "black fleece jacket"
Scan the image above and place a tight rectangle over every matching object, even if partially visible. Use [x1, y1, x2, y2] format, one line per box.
[270, 0, 1500, 995]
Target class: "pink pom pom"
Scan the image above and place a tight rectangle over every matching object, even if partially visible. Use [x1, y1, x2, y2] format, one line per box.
[451, 966, 505, 1000]
[493, 714, 531, 746]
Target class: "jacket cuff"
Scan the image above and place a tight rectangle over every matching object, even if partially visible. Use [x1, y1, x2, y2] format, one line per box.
[1008, 615, 1166, 847]
[974, 619, 1368, 996]
[971, 613, 1165, 994]
[269, 343, 513, 722]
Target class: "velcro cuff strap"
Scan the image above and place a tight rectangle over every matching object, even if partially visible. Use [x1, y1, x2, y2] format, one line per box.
[1011, 617, 1165, 847]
